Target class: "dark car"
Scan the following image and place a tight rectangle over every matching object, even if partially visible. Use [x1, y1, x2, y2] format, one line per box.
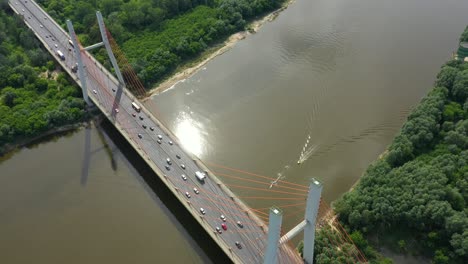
[235, 241, 242, 249]
[137, 134, 142, 139]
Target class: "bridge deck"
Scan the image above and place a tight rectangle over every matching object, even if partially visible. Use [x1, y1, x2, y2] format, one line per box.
[8, 1, 302, 263]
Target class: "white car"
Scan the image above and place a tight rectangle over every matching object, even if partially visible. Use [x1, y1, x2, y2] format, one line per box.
[185, 192, 191, 198]
[181, 174, 187, 181]
[157, 135, 162, 140]
[180, 164, 186, 169]
[193, 188, 199, 194]
[114, 109, 119, 113]
[92, 90, 97, 94]
[220, 215, 226, 222]
[200, 208, 206, 215]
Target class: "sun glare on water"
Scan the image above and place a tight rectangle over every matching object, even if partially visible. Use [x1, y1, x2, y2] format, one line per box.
[175, 116, 204, 157]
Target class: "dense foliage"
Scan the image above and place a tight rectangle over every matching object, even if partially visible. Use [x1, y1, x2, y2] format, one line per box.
[297, 226, 391, 264]
[334, 53, 468, 262]
[39, 0, 287, 87]
[0, 7, 85, 152]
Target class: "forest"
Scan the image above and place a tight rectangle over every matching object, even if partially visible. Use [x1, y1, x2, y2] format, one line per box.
[0, 6, 85, 153]
[332, 26, 468, 264]
[39, 0, 288, 87]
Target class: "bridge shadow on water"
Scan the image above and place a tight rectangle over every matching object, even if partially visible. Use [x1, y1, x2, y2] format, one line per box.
[98, 118, 232, 264]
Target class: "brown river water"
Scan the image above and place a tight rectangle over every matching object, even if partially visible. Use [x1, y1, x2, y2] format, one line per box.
[2, 0, 468, 263]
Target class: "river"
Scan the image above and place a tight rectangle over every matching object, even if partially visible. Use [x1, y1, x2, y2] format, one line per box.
[1, 0, 468, 263]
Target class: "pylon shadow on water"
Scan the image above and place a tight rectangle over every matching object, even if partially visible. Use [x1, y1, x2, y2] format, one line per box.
[80, 119, 119, 186]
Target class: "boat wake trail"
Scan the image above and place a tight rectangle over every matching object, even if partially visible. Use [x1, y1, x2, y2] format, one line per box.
[269, 164, 291, 189]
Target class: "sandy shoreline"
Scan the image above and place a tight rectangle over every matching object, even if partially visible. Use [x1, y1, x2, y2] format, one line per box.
[144, 0, 296, 100]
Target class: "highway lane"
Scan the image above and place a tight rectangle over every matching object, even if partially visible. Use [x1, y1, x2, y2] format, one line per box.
[9, 1, 301, 263]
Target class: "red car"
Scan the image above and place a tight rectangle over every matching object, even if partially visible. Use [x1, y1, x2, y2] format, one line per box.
[221, 223, 227, 230]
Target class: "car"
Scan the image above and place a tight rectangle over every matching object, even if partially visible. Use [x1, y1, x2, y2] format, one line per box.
[215, 227, 222, 234]
[142, 124, 147, 129]
[44, 16, 47, 20]
[157, 135, 163, 140]
[200, 208, 206, 215]
[22, 9, 24, 12]
[40, 25, 43, 28]
[181, 174, 187, 181]
[137, 134, 142, 139]
[236, 221, 243, 228]
[28, 16, 30, 19]
[166, 158, 172, 165]
[193, 188, 199, 194]
[168, 140, 173, 145]
[139, 116, 144, 120]
[51, 38, 55, 41]
[165, 165, 170, 171]
[15, 2, 18, 5]
[180, 164, 186, 169]
[150, 127, 154, 131]
[92, 90, 97, 94]
[157, 139, 162, 144]
[235, 241, 242, 249]
[54, 44, 58, 48]
[132, 113, 136, 117]
[185, 192, 191, 198]
[221, 223, 227, 230]
[220, 215, 226, 222]
[45, 35, 48, 38]
[112, 88, 116, 92]
[114, 109, 119, 113]
[176, 154, 181, 159]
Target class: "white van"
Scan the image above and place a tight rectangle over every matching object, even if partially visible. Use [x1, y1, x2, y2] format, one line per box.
[195, 171, 206, 181]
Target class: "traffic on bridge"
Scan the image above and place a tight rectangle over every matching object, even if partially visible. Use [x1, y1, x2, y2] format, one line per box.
[8, 1, 303, 263]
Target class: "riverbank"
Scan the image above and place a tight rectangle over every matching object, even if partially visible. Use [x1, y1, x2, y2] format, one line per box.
[0, 114, 103, 158]
[144, 0, 296, 99]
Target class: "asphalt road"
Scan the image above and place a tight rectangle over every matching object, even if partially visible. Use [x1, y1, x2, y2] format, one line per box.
[8, 1, 301, 263]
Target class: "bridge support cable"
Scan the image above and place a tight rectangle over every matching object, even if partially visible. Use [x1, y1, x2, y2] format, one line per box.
[320, 202, 368, 263]
[224, 184, 308, 197]
[206, 162, 310, 190]
[213, 171, 309, 193]
[66, 20, 90, 106]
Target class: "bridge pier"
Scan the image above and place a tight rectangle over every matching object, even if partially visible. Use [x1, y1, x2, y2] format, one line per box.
[96, 11, 126, 91]
[303, 179, 322, 264]
[66, 20, 90, 106]
[264, 207, 283, 264]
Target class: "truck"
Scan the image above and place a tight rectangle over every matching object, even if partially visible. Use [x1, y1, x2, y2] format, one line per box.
[56, 50, 65, 61]
[195, 171, 206, 182]
[132, 102, 141, 112]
